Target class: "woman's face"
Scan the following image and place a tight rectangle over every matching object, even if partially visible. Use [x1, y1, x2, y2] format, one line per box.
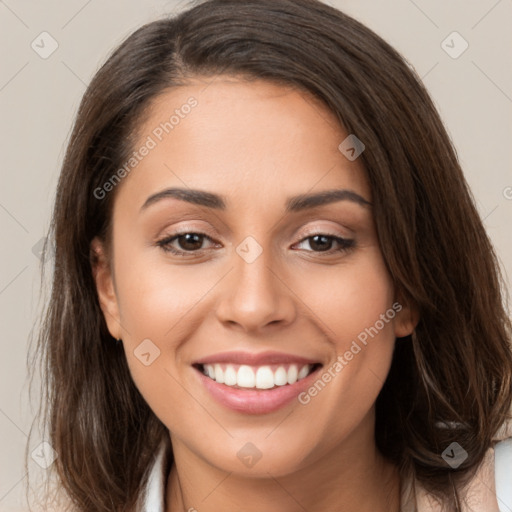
[92, 76, 417, 477]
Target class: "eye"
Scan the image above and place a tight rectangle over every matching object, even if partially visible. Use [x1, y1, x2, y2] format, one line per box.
[156, 231, 218, 256]
[293, 233, 355, 254]
[156, 231, 355, 257]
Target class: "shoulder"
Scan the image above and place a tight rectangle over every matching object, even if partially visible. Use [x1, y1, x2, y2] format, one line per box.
[493, 417, 512, 512]
[401, 417, 512, 512]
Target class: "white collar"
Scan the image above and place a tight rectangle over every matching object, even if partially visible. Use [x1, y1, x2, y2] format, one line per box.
[139, 439, 168, 512]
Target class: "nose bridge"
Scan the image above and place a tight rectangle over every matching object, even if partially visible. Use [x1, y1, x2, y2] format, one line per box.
[215, 234, 295, 331]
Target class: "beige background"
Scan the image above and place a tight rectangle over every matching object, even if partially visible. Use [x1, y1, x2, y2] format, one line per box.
[1, 0, 511, 510]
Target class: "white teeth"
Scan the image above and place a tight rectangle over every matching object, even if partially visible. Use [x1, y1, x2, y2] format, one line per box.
[297, 365, 310, 380]
[224, 365, 237, 385]
[237, 365, 255, 388]
[214, 364, 224, 384]
[274, 366, 288, 386]
[201, 363, 315, 389]
[255, 366, 274, 389]
[287, 365, 298, 384]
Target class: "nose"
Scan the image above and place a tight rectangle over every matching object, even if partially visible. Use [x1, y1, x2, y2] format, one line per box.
[215, 241, 296, 333]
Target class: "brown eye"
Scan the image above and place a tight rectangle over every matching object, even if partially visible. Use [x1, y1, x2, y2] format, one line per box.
[175, 233, 205, 251]
[156, 232, 216, 255]
[295, 234, 355, 254]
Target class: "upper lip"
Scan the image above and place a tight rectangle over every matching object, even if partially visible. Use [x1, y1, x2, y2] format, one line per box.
[193, 350, 322, 367]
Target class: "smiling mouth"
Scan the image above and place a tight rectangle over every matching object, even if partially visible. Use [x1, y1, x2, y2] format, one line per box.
[193, 362, 323, 390]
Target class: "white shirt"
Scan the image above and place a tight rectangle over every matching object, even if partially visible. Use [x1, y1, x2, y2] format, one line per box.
[138, 438, 170, 512]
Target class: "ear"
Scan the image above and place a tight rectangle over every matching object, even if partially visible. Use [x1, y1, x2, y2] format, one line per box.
[90, 236, 122, 340]
[393, 292, 420, 338]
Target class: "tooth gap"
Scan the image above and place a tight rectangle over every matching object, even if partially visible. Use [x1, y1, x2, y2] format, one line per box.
[195, 363, 207, 375]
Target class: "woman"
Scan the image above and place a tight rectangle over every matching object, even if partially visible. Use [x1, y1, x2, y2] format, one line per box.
[29, 0, 512, 510]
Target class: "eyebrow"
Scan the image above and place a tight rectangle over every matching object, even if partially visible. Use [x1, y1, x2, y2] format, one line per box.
[140, 187, 372, 213]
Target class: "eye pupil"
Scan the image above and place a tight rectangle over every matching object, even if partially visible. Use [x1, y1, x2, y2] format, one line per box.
[310, 235, 332, 252]
[179, 233, 203, 250]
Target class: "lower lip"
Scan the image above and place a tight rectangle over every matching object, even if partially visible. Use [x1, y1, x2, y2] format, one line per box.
[194, 365, 322, 415]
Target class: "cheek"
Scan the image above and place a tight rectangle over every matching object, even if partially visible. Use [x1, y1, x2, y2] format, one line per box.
[293, 249, 397, 408]
[114, 249, 215, 341]
[110, 247, 210, 405]
[112, 259, 198, 427]
[294, 248, 395, 347]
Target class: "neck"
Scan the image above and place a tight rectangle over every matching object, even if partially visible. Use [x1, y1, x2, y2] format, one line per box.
[165, 417, 400, 512]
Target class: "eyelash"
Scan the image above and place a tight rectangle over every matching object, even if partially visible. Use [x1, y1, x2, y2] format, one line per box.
[155, 230, 355, 257]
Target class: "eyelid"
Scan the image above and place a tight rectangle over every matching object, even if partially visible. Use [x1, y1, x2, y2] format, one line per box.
[296, 223, 353, 240]
[156, 222, 218, 240]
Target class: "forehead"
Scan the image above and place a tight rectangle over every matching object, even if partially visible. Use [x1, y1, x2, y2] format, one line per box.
[116, 76, 370, 213]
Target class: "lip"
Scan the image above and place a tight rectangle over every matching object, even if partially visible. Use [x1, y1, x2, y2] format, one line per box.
[193, 362, 323, 415]
[193, 350, 321, 366]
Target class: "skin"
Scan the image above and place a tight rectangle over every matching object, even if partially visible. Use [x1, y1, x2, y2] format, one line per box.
[91, 76, 419, 512]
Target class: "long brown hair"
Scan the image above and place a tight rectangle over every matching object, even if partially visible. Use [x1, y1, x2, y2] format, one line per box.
[28, 0, 512, 510]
